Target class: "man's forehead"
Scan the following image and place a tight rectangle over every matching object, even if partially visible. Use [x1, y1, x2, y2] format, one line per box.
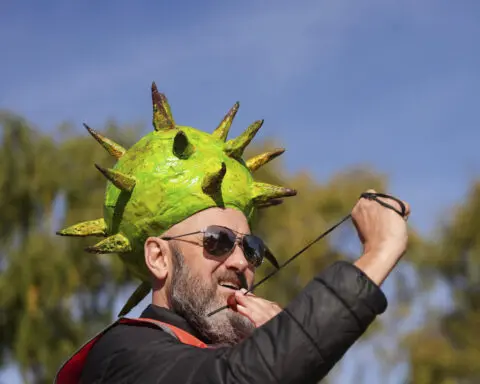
[169, 207, 251, 234]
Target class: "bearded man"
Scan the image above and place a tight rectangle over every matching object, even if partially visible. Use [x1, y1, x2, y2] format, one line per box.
[54, 83, 410, 384]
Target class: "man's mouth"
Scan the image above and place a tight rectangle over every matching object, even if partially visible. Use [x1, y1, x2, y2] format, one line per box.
[218, 281, 241, 291]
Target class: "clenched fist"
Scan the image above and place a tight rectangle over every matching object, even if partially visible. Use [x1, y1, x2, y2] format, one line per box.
[352, 189, 411, 285]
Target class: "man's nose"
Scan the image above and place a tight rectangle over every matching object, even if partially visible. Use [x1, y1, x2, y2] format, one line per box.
[224, 245, 249, 273]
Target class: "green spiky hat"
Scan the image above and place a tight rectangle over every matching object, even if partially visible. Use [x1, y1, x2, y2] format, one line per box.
[57, 82, 297, 316]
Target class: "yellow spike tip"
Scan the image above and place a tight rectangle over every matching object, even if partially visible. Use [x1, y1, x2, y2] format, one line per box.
[152, 82, 176, 131]
[202, 162, 227, 196]
[212, 102, 240, 142]
[83, 123, 126, 159]
[224, 119, 264, 159]
[56, 218, 107, 237]
[246, 148, 285, 172]
[252, 182, 297, 205]
[85, 233, 132, 254]
[95, 164, 136, 193]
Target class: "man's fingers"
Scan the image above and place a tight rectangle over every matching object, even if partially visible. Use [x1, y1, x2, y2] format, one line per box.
[234, 290, 263, 310]
[230, 290, 283, 327]
[235, 304, 254, 322]
[236, 291, 282, 312]
[227, 294, 238, 310]
[361, 189, 411, 219]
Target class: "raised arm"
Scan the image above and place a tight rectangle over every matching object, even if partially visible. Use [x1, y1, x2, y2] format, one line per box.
[97, 191, 409, 384]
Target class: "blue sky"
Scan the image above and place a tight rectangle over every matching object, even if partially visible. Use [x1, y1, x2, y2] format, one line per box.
[1, 1, 479, 383]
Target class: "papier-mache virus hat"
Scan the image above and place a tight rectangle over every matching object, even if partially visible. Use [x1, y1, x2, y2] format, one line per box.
[57, 82, 297, 316]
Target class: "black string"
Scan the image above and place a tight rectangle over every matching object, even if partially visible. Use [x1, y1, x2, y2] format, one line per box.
[207, 213, 351, 316]
[207, 192, 406, 317]
[360, 192, 407, 217]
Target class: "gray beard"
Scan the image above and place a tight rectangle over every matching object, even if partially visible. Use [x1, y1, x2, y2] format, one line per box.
[167, 244, 255, 346]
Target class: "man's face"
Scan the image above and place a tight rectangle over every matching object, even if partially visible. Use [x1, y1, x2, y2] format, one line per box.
[163, 208, 257, 345]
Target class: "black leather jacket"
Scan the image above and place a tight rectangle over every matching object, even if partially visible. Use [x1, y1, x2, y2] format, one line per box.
[81, 261, 387, 383]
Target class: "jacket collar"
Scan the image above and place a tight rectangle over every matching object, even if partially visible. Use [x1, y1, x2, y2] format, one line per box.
[140, 304, 209, 343]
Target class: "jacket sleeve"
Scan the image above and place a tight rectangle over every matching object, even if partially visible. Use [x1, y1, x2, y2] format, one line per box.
[102, 261, 387, 384]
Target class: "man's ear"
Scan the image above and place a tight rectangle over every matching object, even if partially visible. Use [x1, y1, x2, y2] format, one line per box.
[144, 237, 170, 282]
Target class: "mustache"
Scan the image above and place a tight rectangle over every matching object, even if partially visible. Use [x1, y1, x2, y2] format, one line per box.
[238, 273, 248, 290]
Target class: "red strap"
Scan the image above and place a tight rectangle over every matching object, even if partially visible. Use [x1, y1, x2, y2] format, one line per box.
[120, 317, 208, 348]
[55, 317, 208, 384]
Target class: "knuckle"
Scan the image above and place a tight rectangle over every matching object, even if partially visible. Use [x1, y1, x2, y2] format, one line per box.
[236, 295, 248, 304]
[352, 200, 366, 214]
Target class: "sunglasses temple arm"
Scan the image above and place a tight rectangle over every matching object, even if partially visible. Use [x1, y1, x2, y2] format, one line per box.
[161, 230, 202, 240]
[264, 248, 280, 269]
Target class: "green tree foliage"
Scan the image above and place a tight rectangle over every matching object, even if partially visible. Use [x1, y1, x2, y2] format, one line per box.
[405, 182, 480, 383]
[0, 112, 138, 383]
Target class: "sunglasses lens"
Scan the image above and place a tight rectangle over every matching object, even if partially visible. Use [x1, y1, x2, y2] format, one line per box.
[242, 235, 265, 267]
[203, 226, 236, 256]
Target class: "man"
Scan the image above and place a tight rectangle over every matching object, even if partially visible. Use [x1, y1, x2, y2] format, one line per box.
[55, 83, 410, 384]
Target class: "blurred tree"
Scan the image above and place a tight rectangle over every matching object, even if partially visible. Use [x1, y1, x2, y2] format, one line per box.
[0, 112, 138, 383]
[405, 181, 480, 383]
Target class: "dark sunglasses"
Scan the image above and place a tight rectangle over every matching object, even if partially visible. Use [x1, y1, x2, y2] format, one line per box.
[161, 225, 279, 269]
